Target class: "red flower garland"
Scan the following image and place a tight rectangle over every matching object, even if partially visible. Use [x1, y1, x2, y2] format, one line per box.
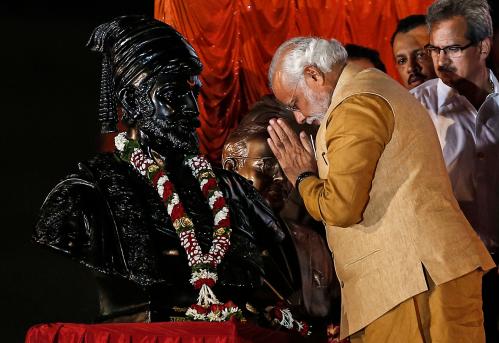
[115, 133, 242, 321]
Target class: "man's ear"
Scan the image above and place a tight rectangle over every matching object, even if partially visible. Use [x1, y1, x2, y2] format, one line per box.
[303, 65, 325, 91]
[479, 37, 492, 60]
[117, 86, 137, 116]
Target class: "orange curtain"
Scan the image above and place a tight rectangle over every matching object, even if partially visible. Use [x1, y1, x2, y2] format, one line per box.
[155, 0, 433, 162]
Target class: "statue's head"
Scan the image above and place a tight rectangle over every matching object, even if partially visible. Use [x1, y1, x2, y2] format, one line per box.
[88, 16, 203, 155]
[222, 95, 303, 212]
[223, 123, 290, 212]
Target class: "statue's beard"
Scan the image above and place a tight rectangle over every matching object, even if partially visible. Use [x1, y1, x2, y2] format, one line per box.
[137, 115, 200, 156]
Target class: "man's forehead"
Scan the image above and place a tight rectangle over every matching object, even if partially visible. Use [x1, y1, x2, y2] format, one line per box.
[407, 25, 430, 44]
[271, 71, 292, 102]
[394, 25, 429, 53]
[430, 16, 468, 43]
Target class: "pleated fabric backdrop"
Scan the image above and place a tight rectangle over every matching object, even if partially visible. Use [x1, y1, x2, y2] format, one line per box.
[155, 0, 433, 161]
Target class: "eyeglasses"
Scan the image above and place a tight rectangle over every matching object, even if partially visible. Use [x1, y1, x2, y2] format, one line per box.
[424, 42, 475, 58]
[223, 156, 280, 175]
[283, 80, 301, 113]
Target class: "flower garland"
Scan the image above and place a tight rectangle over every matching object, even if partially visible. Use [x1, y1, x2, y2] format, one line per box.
[265, 302, 311, 336]
[115, 132, 242, 321]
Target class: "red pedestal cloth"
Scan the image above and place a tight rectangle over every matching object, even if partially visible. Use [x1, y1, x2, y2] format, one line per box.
[25, 320, 303, 343]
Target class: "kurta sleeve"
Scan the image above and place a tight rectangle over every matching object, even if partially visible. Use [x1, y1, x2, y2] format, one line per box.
[298, 94, 394, 227]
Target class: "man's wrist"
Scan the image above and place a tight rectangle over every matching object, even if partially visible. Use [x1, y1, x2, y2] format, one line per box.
[295, 171, 317, 189]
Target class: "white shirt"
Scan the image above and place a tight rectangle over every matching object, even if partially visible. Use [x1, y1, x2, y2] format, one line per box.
[411, 71, 499, 254]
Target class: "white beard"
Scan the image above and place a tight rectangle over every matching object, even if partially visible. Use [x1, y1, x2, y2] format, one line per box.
[305, 113, 325, 125]
[303, 85, 331, 124]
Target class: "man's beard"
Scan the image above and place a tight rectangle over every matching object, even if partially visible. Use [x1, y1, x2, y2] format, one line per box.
[137, 115, 200, 155]
[305, 113, 326, 125]
[304, 85, 331, 125]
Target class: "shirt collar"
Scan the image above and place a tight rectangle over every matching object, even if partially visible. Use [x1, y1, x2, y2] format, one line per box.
[328, 63, 371, 111]
[489, 69, 499, 95]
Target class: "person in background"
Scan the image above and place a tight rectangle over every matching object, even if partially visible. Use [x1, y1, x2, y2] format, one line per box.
[345, 44, 386, 72]
[391, 15, 436, 89]
[411, 0, 499, 341]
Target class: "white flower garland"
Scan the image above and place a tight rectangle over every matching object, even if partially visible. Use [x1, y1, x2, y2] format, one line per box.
[114, 132, 241, 322]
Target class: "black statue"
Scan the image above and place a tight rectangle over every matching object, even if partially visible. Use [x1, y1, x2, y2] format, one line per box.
[34, 16, 294, 324]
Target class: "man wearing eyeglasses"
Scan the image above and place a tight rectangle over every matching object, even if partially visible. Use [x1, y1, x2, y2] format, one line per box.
[411, 1, 499, 340]
[391, 15, 436, 90]
[266, 34, 494, 341]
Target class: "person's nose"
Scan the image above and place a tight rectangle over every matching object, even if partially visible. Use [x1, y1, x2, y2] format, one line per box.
[436, 50, 450, 67]
[407, 57, 421, 74]
[293, 110, 306, 124]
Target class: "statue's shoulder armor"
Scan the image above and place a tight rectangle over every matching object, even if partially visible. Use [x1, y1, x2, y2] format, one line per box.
[34, 153, 177, 286]
[34, 154, 122, 273]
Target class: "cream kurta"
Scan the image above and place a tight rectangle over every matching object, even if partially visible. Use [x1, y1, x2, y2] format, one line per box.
[299, 63, 495, 338]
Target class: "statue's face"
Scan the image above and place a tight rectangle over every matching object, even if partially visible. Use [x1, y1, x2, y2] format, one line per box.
[136, 72, 202, 155]
[223, 135, 291, 212]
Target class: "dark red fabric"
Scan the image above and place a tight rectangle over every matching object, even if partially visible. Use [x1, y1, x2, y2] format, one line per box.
[154, 0, 433, 161]
[25, 321, 302, 343]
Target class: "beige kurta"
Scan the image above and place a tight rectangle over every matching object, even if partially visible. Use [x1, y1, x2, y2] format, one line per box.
[299, 63, 495, 338]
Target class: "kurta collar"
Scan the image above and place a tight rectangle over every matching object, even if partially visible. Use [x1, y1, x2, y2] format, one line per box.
[325, 63, 364, 118]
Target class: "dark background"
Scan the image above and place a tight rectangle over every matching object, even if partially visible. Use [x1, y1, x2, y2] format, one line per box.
[0, 1, 152, 341]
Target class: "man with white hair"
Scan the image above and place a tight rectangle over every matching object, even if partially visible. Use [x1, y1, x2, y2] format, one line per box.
[410, 1, 499, 341]
[266, 36, 494, 342]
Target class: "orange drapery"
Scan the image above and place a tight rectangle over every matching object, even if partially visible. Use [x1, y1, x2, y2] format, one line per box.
[155, 0, 434, 161]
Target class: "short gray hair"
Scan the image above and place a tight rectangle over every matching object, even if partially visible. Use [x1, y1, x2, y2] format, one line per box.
[427, 0, 493, 43]
[268, 37, 347, 89]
